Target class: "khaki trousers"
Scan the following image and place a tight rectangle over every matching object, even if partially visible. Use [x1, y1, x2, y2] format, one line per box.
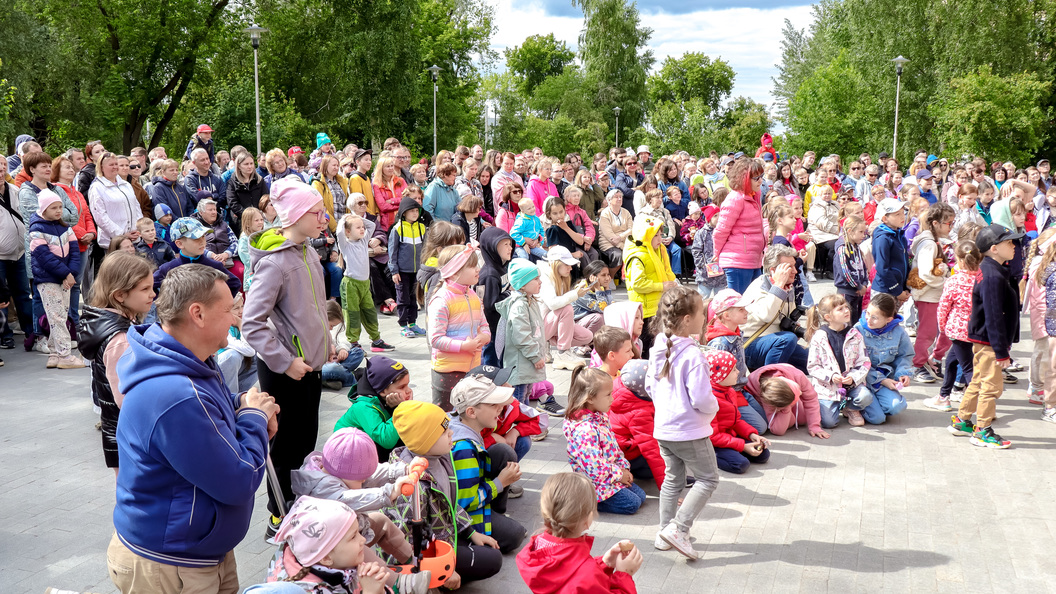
[957, 344, 1004, 428]
[107, 533, 238, 594]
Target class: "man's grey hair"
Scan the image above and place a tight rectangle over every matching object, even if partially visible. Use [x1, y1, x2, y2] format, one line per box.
[764, 244, 798, 274]
[156, 264, 228, 325]
[190, 147, 210, 161]
[866, 164, 880, 174]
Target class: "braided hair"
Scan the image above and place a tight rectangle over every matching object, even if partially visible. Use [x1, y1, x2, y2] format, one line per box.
[653, 285, 704, 380]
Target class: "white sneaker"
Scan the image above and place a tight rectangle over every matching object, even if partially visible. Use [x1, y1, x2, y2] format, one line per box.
[806, 271, 817, 282]
[394, 569, 432, 594]
[922, 395, 952, 412]
[1042, 408, 1056, 424]
[33, 337, 51, 354]
[654, 533, 672, 551]
[658, 523, 698, 559]
[552, 349, 586, 370]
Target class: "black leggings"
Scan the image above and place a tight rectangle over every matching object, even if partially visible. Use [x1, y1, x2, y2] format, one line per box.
[641, 315, 655, 359]
[941, 339, 975, 397]
[482, 443, 526, 553]
[815, 239, 837, 275]
[257, 359, 322, 517]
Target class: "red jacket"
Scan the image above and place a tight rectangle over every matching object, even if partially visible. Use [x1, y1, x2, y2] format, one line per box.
[56, 182, 96, 252]
[607, 377, 666, 488]
[709, 384, 756, 452]
[481, 401, 542, 447]
[517, 533, 637, 594]
[373, 176, 408, 231]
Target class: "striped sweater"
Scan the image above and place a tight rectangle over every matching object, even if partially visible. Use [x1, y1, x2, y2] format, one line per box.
[450, 417, 502, 535]
[427, 281, 490, 373]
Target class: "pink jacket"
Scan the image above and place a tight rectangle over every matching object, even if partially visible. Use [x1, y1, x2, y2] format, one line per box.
[564, 202, 596, 247]
[711, 189, 765, 269]
[496, 205, 517, 233]
[745, 363, 822, 435]
[1025, 252, 1050, 340]
[525, 176, 558, 217]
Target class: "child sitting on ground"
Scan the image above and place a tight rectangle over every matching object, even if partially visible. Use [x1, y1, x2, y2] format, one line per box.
[323, 300, 365, 391]
[854, 293, 913, 422]
[472, 364, 545, 461]
[390, 401, 505, 587]
[608, 359, 667, 489]
[705, 349, 770, 474]
[805, 294, 875, 427]
[335, 356, 413, 462]
[510, 197, 547, 261]
[449, 375, 528, 554]
[564, 366, 645, 515]
[516, 472, 642, 594]
[267, 496, 392, 594]
[704, 289, 767, 434]
[133, 216, 175, 267]
[594, 326, 635, 380]
[497, 259, 548, 405]
[427, 244, 490, 412]
[744, 363, 828, 437]
[289, 429, 432, 594]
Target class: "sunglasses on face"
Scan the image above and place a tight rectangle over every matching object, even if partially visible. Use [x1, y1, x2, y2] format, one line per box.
[851, 166, 862, 170]
[751, 175, 763, 181]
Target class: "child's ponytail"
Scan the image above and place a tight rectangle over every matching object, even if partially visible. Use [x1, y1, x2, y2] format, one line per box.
[1033, 230, 1056, 287]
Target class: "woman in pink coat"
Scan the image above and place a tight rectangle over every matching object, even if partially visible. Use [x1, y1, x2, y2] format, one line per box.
[525, 159, 559, 216]
[711, 156, 766, 293]
[744, 363, 825, 437]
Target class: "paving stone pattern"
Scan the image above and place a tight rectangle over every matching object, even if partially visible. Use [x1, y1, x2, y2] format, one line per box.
[2, 283, 1055, 593]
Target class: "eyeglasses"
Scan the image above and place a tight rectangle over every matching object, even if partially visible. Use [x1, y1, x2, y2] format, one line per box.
[308, 209, 328, 223]
[867, 173, 878, 177]
[355, 200, 367, 206]
[751, 175, 763, 181]
[626, 161, 638, 165]
[129, 164, 141, 170]
[851, 166, 862, 170]
[512, 189, 523, 194]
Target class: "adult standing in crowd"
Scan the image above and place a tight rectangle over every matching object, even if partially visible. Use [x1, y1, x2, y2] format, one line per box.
[89, 152, 144, 264]
[185, 148, 226, 212]
[347, 148, 377, 215]
[0, 175, 31, 350]
[491, 152, 524, 214]
[311, 154, 349, 233]
[614, 150, 645, 215]
[712, 156, 765, 293]
[226, 152, 266, 229]
[149, 159, 197, 219]
[107, 264, 278, 594]
[75, 140, 107, 197]
[117, 155, 153, 219]
[372, 154, 407, 231]
[424, 162, 460, 223]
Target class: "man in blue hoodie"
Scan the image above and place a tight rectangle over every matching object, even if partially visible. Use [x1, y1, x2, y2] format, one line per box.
[107, 264, 278, 593]
[870, 198, 910, 304]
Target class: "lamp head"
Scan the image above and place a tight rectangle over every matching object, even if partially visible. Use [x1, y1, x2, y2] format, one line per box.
[428, 65, 441, 82]
[244, 25, 268, 49]
[892, 55, 909, 75]
[613, 106, 621, 116]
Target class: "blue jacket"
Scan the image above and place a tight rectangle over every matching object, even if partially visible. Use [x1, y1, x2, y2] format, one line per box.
[870, 224, 909, 295]
[855, 315, 914, 389]
[184, 169, 226, 204]
[113, 324, 269, 567]
[659, 180, 690, 218]
[967, 256, 1020, 360]
[613, 170, 644, 214]
[135, 238, 175, 268]
[423, 177, 460, 223]
[510, 213, 544, 246]
[149, 177, 197, 219]
[28, 214, 81, 284]
[920, 189, 938, 205]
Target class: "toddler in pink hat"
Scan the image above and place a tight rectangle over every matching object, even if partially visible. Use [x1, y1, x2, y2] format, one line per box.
[288, 429, 431, 594]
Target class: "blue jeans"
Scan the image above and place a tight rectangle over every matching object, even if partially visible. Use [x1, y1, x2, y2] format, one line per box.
[482, 339, 500, 367]
[217, 349, 258, 394]
[666, 242, 682, 276]
[859, 385, 907, 423]
[0, 255, 33, 341]
[323, 260, 343, 301]
[744, 331, 809, 371]
[715, 445, 770, 474]
[515, 245, 547, 262]
[512, 384, 529, 405]
[31, 281, 44, 335]
[738, 391, 768, 434]
[819, 384, 883, 427]
[597, 482, 647, 515]
[724, 267, 761, 294]
[798, 270, 815, 307]
[322, 347, 365, 387]
[512, 435, 531, 461]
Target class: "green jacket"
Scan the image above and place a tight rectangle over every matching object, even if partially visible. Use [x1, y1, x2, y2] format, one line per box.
[334, 368, 403, 462]
[496, 290, 547, 387]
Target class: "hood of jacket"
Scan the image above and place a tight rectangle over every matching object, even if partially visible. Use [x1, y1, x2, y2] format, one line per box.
[448, 416, 484, 446]
[705, 321, 741, 342]
[248, 228, 294, 267]
[602, 301, 642, 335]
[516, 534, 598, 594]
[78, 306, 133, 360]
[396, 196, 421, 221]
[910, 229, 936, 256]
[875, 222, 904, 241]
[479, 226, 512, 276]
[119, 323, 220, 394]
[857, 314, 904, 337]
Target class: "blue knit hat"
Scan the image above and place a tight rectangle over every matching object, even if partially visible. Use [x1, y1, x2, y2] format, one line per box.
[509, 258, 539, 290]
[316, 132, 332, 149]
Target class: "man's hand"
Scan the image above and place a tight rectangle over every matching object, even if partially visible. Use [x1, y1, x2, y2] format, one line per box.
[497, 461, 521, 487]
[285, 357, 312, 380]
[470, 531, 499, 549]
[772, 262, 797, 288]
[242, 387, 280, 438]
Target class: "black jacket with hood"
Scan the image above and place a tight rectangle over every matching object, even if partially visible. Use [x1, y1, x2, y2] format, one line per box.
[478, 226, 513, 337]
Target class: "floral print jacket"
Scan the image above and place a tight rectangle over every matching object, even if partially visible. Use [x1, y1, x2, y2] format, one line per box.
[564, 410, 630, 502]
[807, 326, 871, 402]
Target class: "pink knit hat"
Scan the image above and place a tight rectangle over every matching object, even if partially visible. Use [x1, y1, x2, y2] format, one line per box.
[275, 496, 358, 566]
[271, 178, 322, 228]
[36, 189, 63, 216]
[321, 428, 379, 481]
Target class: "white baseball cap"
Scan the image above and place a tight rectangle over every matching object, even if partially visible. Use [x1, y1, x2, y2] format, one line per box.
[876, 198, 907, 215]
[545, 245, 580, 266]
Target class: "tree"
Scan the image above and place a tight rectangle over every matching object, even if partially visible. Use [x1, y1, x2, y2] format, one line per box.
[784, 51, 875, 158]
[25, 0, 234, 152]
[505, 34, 575, 97]
[573, 0, 654, 144]
[648, 53, 735, 115]
[930, 66, 1051, 164]
[719, 97, 773, 155]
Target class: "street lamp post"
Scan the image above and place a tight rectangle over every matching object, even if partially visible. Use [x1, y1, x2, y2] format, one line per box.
[891, 55, 909, 162]
[244, 25, 268, 158]
[613, 106, 621, 148]
[428, 65, 441, 158]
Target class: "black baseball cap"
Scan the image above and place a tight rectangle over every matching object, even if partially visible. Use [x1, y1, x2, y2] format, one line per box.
[467, 364, 513, 387]
[975, 224, 1024, 254]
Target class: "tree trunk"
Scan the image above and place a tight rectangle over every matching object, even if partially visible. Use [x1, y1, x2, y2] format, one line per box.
[148, 61, 196, 151]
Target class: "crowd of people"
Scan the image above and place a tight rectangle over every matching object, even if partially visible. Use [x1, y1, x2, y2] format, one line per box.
[2, 127, 1055, 594]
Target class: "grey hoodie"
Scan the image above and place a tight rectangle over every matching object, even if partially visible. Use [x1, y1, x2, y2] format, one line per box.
[291, 451, 407, 512]
[243, 228, 331, 372]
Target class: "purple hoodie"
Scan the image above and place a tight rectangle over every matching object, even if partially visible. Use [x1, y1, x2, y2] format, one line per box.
[645, 335, 718, 441]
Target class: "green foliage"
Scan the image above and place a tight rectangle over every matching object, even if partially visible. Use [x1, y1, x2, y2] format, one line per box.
[505, 34, 576, 97]
[648, 53, 735, 114]
[720, 97, 773, 156]
[784, 51, 876, 158]
[930, 66, 1052, 164]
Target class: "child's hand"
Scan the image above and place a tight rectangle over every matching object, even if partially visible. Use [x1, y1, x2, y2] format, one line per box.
[503, 429, 520, 448]
[444, 571, 462, 590]
[337, 349, 348, 362]
[285, 357, 313, 380]
[603, 540, 634, 568]
[497, 461, 522, 487]
[810, 429, 831, 439]
[392, 272, 401, 284]
[613, 544, 643, 576]
[842, 375, 855, 385]
[880, 378, 898, 390]
[897, 375, 912, 387]
[831, 373, 845, 385]
[392, 475, 414, 501]
[63, 273, 75, 289]
[534, 359, 545, 370]
[743, 442, 762, 455]
[357, 562, 389, 594]
[470, 531, 499, 549]
[751, 434, 771, 449]
[619, 468, 633, 486]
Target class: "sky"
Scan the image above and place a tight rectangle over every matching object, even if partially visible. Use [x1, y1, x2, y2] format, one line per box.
[489, 0, 817, 112]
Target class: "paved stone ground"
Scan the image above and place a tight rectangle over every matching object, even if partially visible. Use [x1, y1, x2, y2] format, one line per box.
[2, 282, 1056, 594]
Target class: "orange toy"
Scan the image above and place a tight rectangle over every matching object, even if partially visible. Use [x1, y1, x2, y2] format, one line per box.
[390, 458, 456, 589]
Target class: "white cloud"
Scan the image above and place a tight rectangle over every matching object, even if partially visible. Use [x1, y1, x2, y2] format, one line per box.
[490, 1, 815, 110]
